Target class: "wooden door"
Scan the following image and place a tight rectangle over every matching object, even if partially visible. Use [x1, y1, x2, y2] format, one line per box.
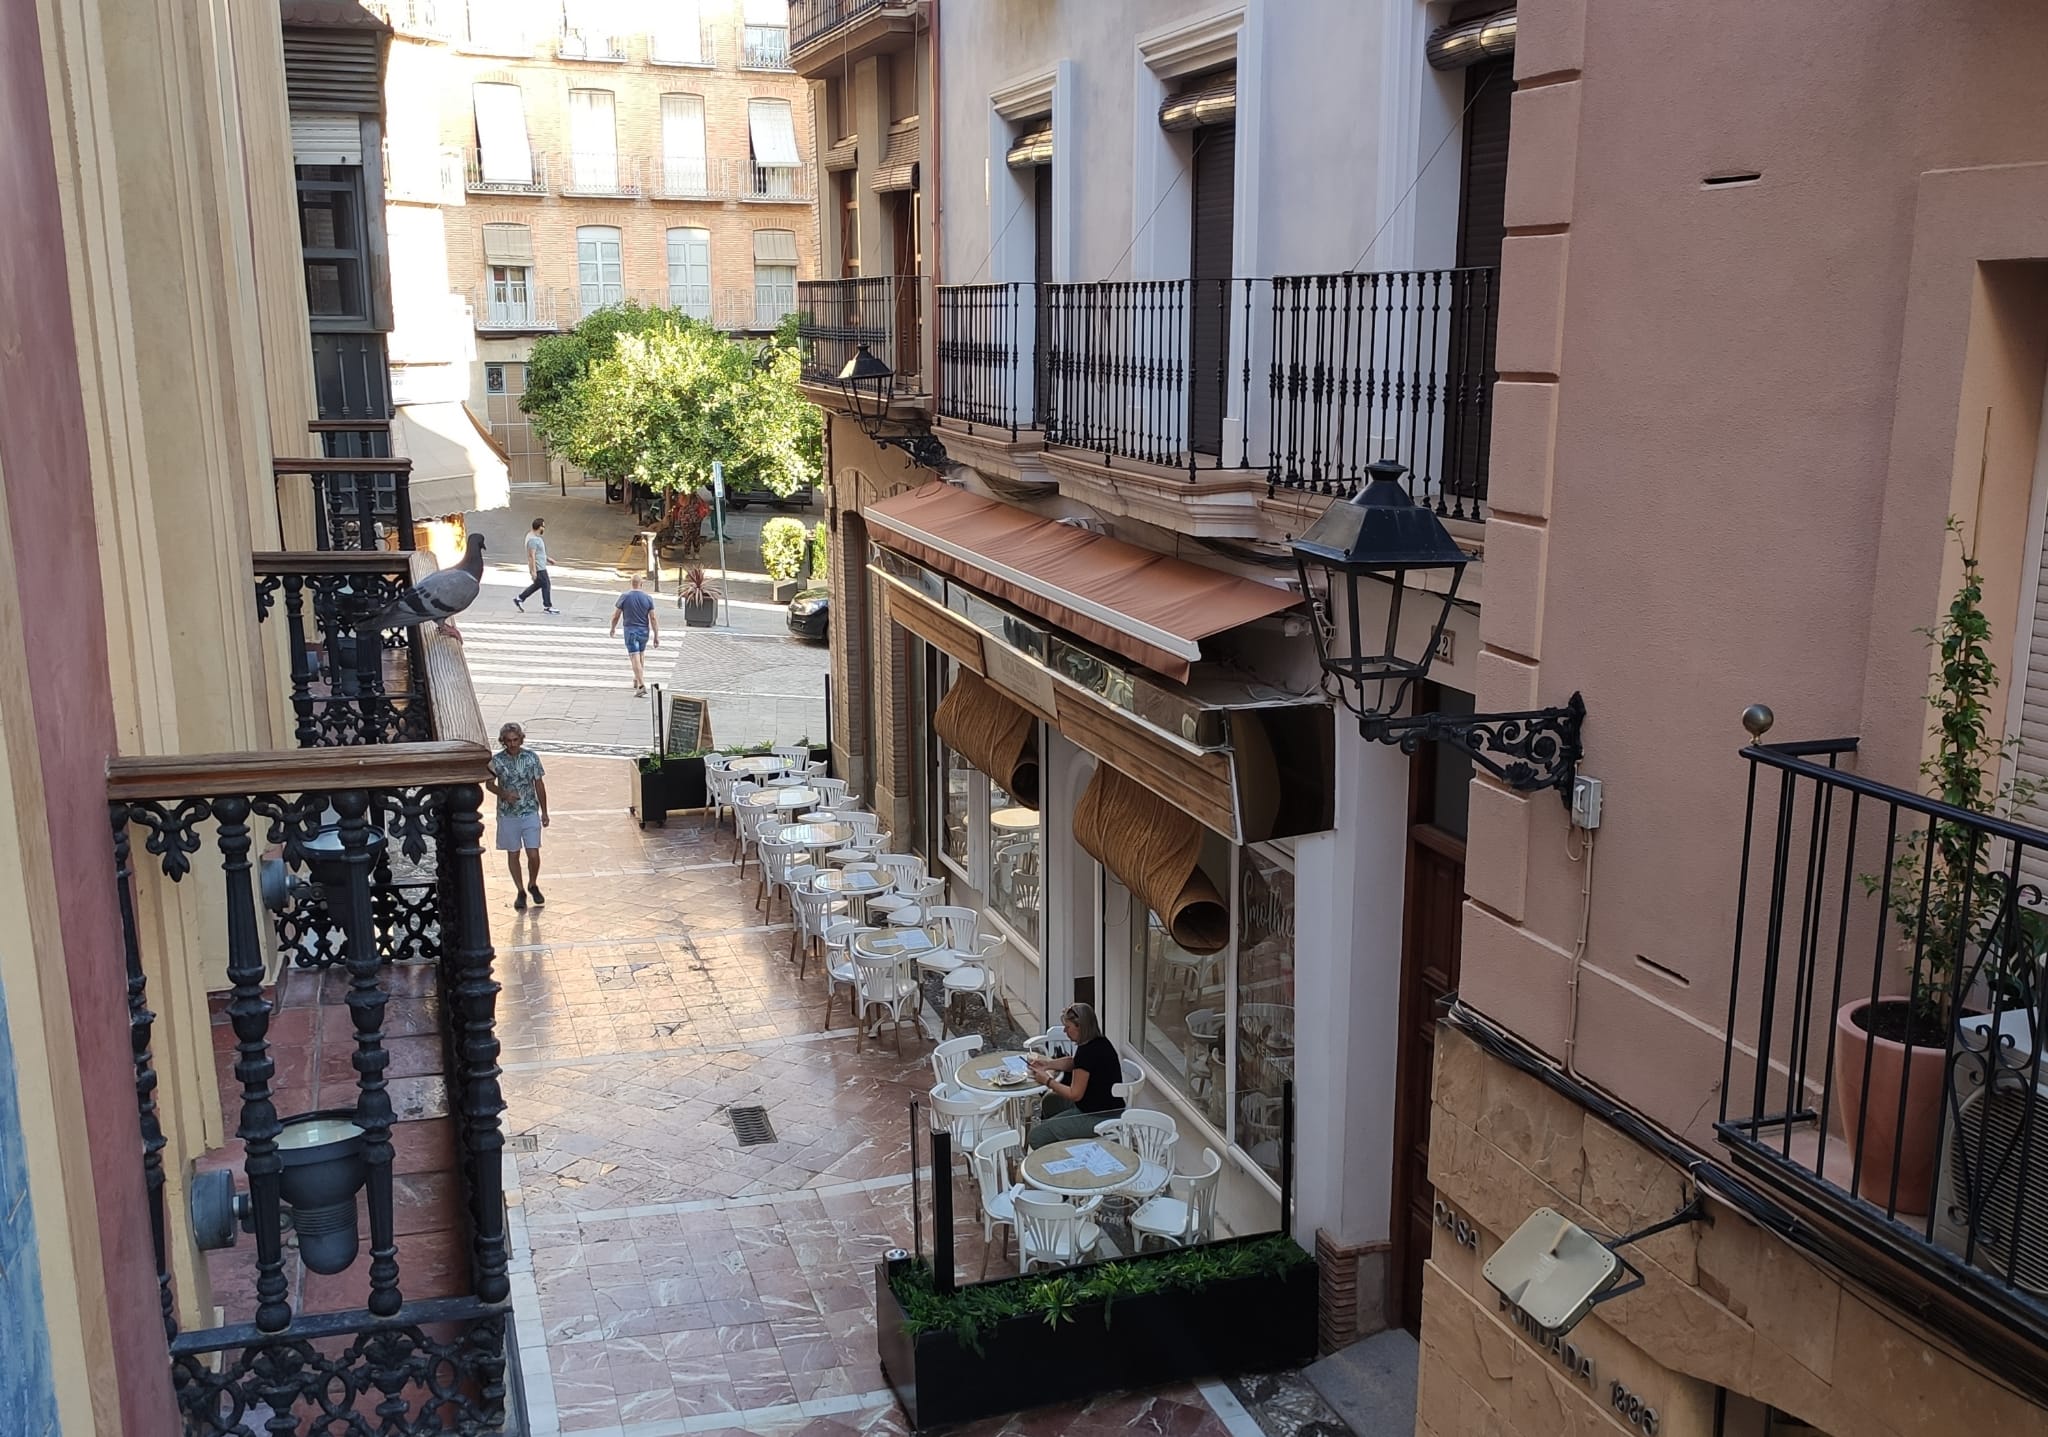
[1445, 56, 1512, 506]
[1389, 684, 1473, 1334]
[1186, 122, 1235, 457]
[1032, 163, 1053, 426]
[890, 190, 920, 380]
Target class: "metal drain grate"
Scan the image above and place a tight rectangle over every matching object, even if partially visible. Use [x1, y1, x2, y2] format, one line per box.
[507, 1134, 540, 1153]
[727, 1105, 777, 1146]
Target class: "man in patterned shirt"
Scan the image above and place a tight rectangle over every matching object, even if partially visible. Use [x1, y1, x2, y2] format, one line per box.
[486, 721, 550, 910]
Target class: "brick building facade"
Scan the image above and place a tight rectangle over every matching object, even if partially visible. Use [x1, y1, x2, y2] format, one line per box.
[382, 0, 820, 482]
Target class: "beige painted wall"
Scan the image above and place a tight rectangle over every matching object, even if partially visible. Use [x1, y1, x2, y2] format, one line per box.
[1462, 0, 2048, 1141]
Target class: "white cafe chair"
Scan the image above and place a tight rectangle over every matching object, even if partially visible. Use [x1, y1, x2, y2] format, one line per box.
[820, 921, 874, 1028]
[928, 1083, 1006, 1164]
[1130, 1147, 1223, 1251]
[854, 950, 922, 1055]
[1014, 1190, 1103, 1272]
[788, 878, 843, 975]
[1098, 1109, 1178, 1204]
[970, 1127, 1025, 1276]
[930, 1033, 984, 1094]
[1112, 1057, 1149, 1109]
[1024, 1026, 1075, 1060]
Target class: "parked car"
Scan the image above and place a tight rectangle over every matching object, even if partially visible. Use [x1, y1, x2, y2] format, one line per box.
[723, 482, 814, 511]
[786, 586, 829, 642]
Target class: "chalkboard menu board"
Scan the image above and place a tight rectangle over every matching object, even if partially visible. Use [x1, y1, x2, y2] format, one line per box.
[665, 694, 712, 756]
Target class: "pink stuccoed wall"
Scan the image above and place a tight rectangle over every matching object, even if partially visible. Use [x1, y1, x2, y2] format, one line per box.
[1462, 0, 2048, 1139]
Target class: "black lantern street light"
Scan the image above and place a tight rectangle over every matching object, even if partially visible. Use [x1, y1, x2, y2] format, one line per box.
[834, 343, 949, 471]
[1291, 459, 1586, 801]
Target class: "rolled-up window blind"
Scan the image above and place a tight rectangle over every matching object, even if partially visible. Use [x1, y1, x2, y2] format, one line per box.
[932, 672, 1039, 808]
[1074, 764, 1229, 954]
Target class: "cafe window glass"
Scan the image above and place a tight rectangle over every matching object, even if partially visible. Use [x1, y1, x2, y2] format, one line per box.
[1234, 846, 1295, 1182]
[987, 780, 1040, 953]
[940, 743, 971, 874]
[1124, 840, 1296, 1183]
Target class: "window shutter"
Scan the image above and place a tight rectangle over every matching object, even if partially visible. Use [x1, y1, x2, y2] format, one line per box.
[1186, 121, 1236, 457]
[667, 228, 712, 319]
[569, 89, 619, 191]
[747, 99, 802, 169]
[652, 0, 704, 63]
[871, 122, 919, 193]
[2014, 526, 2048, 892]
[472, 83, 534, 185]
[284, 28, 382, 114]
[754, 229, 800, 265]
[291, 113, 363, 166]
[742, 0, 788, 24]
[661, 93, 708, 191]
[482, 223, 534, 265]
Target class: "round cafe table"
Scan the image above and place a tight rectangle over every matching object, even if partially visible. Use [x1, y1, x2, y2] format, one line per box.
[990, 806, 1040, 833]
[811, 865, 892, 921]
[726, 754, 793, 777]
[739, 785, 822, 814]
[851, 927, 936, 961]
[1020, 1136, 1143, 1197]
[779, 821, 854, 852]
[955, 1050, 1047, 1100]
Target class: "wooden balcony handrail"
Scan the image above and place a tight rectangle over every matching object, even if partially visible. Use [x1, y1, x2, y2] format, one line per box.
[307, 419, 393, 433]
[107, 739, 492, 800]
[272, 456, 415, 476]
[410, 550, 491, 751]
[250, 550, 413, 576]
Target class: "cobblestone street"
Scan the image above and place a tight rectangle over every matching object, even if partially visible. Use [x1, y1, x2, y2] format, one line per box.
[494, 758, 1249, 1437]
[465, 485, 830, 755]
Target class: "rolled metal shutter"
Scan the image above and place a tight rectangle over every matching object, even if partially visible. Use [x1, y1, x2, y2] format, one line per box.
[284, 28, 383, 114]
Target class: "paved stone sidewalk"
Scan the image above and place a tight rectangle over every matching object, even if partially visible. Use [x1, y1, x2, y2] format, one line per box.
[494, 757, 1245, 1437]
[466, 486, 828, 755]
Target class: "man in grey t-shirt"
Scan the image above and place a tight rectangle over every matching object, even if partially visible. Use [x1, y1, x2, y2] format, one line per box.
[513, 517, 559, 614]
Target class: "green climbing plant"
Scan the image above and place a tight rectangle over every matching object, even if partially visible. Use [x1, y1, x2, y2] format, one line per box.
[760, 517, 809, 583]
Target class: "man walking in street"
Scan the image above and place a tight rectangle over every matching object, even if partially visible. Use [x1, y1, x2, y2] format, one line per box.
[609, 574, 660, 696]
[485, 721, 549, 910]
[513, 517, 559, 613]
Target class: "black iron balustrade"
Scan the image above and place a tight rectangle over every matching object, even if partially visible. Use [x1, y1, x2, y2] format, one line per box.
[936, 282, 1039, 437]
[274, 454, 416, 552]
[798, 276, 922, 388]
[790, 0, 886, 54]
[1040, 278, 1258, 477]
[1266, 267, 1497, 520]
[254, 551, 435, 749]
[110, 745, 509, 1435]
[742, 22, 791, 67]
[1721, 736, 2048, 1327]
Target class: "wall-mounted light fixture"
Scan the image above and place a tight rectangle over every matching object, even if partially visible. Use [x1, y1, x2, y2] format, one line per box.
[1290, 459, 1586, 800]
[835, 343, 949, 471]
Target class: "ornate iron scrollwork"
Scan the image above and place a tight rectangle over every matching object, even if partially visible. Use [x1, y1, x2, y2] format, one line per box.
[1363, 690, 1586, 799]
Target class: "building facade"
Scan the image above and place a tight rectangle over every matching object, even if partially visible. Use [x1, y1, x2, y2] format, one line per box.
[383, 0, 822, 485]
[1421, 1, 2048, 1435]
[799, 0, 1514, 1345]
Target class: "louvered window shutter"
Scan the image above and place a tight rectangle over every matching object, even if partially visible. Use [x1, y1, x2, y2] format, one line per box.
[284, 29, 382, 114]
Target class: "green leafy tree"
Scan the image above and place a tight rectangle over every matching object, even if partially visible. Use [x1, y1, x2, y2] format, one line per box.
[520, 305, 820, 497]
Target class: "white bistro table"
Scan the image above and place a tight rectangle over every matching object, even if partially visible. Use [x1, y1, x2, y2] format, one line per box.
[1020, 1136, 1143, 1197]
[739, 785, 823, 815]
[726, 754, 794, 777]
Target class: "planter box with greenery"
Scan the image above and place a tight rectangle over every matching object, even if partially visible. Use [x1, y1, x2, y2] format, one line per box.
[762, 516, 808, 602]
[632, 754, 706, 827]
[1841, 521, 2048, 1206]
[876, 1235, 1315, 1430]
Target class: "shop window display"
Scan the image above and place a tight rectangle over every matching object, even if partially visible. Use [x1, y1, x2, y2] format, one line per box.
[1234, 846, 1295, 1181]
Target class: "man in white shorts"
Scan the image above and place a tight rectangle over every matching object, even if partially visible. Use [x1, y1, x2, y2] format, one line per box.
[486, 721, 550, 909]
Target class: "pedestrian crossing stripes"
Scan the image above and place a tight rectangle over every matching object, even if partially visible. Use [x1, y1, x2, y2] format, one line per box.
[459, 617, 663, 691]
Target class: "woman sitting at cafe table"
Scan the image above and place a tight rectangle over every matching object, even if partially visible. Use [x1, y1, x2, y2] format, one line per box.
[1024, 1002, 1126, 1150]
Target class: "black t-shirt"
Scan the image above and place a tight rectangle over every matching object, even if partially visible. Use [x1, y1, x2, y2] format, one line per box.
[1071, 1037, 1125, 1114]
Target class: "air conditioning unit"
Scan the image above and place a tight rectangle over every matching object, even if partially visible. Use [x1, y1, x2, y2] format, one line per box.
[1931, 1009, 2048, 1297]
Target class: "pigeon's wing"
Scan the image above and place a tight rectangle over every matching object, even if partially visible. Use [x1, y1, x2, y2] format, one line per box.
[369, 569, 480, 630]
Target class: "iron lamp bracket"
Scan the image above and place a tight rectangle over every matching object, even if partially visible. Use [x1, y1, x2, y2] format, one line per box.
[1589, 1190, 1711, 1309]
[1360, 691, 1587, 802]
[862, 423, 949, 472]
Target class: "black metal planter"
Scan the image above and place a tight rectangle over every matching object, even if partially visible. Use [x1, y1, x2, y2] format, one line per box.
[632, 757, 707, 827]
[874, 1242, 1318, 1430]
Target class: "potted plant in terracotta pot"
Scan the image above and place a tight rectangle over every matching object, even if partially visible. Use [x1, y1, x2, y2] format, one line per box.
[1844, 524, 2048, 1208]
[680, 566, 720, 627]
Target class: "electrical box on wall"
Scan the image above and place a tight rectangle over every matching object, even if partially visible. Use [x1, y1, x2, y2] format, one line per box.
[1571, 775, 1603, 830]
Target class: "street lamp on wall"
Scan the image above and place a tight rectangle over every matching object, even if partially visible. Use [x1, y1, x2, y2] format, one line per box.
[1290, 459, 1586, 800]
[834, 343, 949, 471]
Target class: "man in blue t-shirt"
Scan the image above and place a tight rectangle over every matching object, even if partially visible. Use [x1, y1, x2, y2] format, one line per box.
[609, 575, 661, 696]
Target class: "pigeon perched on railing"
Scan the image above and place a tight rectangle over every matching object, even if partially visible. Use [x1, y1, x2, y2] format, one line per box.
[363, 534, 486, 640]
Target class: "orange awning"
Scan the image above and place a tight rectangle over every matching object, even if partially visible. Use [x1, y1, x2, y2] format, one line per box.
[864, 484, 1299, 683]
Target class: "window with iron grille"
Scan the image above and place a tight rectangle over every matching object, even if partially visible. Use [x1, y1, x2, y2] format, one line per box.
[296, 166, 369, 322]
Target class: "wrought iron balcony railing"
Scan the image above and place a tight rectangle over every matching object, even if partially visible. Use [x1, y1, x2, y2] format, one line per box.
[1266, 267, 1496, 521]
[464, 148, 548, 196]
[790, 0, 890, 54]
[557, 28, 627, 61]
[253, 551, 444, 749]
[273, 453, 414, 553]
[110, 735, 509, 1435]
[1722, 736, 2048, 1334]
[741, 164, 814, 202]
[1040, 277, 1257, 477]
[797, 276, 922, 388]
[742, 23, 792, 68]
[656, 155, 733, 199]
[712, 287, 797, 333]
[472, 283, 560, 333]
[936, 281, 1040, 438]
[557, 152, 645, 198]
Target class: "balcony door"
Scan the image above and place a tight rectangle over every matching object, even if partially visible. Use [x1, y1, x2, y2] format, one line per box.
[569, 88, 618, 192]
[667, 227, 711, 320]
[1187, 120, 1234, 458]
[889, 189, 921, 380]
[1032, 162, 1052, 426]
[1390, 683, 1473, 1335]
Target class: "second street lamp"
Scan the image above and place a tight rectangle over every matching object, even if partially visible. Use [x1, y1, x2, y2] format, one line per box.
[1291, 458, 1587, 801]
[833, 342, 949, 470]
